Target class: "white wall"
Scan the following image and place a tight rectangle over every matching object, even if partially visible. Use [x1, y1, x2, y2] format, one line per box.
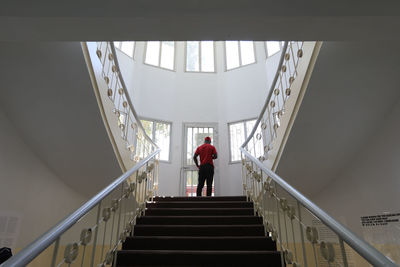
[116, 41, 280, 196]
[0, 109, 87, 249]
[313, 98, 400, 238]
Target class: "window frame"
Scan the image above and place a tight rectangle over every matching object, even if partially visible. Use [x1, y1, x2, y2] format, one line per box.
[114, 41, 135, 59]
[227, 118, 258, 164]
[224, 41, 257, 71]
[184, 41, 217, 73]
[140, 117, 173, 163]
[264, 41, 285, 58]
[143, 41, 176, 72]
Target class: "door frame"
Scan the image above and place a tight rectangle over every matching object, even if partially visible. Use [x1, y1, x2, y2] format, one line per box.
[181, 122, 219, 196]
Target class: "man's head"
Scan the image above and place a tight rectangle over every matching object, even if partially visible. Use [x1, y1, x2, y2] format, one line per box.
[204, 136, 211, 144]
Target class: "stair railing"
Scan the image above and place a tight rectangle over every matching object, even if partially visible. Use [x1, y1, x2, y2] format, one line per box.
[240, 42, 397, 267]
[1, 42, 161, 267]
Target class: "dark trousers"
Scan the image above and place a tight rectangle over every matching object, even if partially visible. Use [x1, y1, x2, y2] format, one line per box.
[197, 164, 214, 196]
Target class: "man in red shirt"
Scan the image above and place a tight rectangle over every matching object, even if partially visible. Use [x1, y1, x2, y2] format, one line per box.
[193, 136, 218, 196]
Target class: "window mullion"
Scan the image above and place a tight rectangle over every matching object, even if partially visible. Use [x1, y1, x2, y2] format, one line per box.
[238, 42, 242, 67]
[199, 41, 202, 72]
[152, 121, 156, 143]
[159, 41, 162, 67]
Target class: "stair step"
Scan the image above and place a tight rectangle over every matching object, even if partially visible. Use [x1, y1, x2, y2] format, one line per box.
[145, 208, 254, 216]
[153, 196, 247, 202]
[147, 201, 253, 209]
[122, 236, 276, 251]
[136, 216, 262, 225]
[116, 250, 282, 266]
[133, 225, 265, 236]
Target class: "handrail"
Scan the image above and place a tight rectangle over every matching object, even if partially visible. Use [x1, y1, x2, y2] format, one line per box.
[241, 42, 288, 149]
[0, 149, 160, 267]
[241, 148, 397, 267]
[240, 41, 397, 266]
[109, 42, 158, 150]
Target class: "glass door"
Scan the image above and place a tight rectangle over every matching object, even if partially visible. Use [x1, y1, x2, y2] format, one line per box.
[182, 123, 218, 196]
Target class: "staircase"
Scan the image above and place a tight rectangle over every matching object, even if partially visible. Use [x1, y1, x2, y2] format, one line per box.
[116, 196, 282, 266]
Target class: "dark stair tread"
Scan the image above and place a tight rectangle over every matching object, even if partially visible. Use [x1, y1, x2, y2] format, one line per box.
[119, 249, 280, 254]
[133, 224, 265, 236]
[147, 201, 253, 208]
[117, 250, 282, 267]
[123, 236, 276, 251]
[145, 208, 254, 216]
[153, 196, 247, 202]
[136, 215, 262, 225]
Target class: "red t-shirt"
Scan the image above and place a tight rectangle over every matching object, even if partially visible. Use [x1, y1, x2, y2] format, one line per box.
[195, 143, 217, 166]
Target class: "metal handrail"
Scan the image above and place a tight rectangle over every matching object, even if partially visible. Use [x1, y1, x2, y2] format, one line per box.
[241, 148, 396, 267]
[1, 42, 161, 267]
[0, 149, 160, 267]
[240, 41, 396, 266]
[109, 42, 158, 150]
[241, 42, 288, 149]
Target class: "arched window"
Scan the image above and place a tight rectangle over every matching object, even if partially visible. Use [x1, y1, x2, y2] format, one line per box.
[144, 41, 175, 70]
[186, 41, 215, 72]
[225, 41, 256, 70]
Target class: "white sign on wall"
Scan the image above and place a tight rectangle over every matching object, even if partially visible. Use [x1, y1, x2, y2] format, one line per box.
[0, 211, 22, 250]
[361, 212, 400, 264]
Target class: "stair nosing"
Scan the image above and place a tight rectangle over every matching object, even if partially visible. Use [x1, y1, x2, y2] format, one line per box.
[118, 250, 279, 254]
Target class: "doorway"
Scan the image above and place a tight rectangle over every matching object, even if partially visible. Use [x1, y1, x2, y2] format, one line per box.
[182, 123, 218, 196]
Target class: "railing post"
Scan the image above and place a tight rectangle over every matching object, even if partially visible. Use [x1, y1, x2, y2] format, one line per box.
[90, 202, 102, 267]
[339, 237, 349, 267]
[50, 237, 60, 267]
[297, 201, 308, 267]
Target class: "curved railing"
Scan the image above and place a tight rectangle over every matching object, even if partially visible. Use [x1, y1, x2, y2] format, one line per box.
[0, 42, 161, 267]
[95, 42, 159, 165]
[240, 42, 397, 266]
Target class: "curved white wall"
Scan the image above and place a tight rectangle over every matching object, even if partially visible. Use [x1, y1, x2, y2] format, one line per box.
[0, 109, 87, 249]
[116, 41, 281, 196]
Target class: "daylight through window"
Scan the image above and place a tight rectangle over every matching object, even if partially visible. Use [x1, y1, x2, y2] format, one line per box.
[186, 41, 215, 72]
[228, 119, 263, 162]
[114, 42, 135, 58]
[265, 41, 284, 57]
[145, 41, 175, 70]
[225, 41, 256, 70]
[141, 119, 172, 161]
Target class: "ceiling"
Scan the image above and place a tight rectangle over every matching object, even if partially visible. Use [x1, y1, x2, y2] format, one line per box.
[0, 42, 121, 197]
[276, 41, 400, 197]
[1, 1, 400, 41]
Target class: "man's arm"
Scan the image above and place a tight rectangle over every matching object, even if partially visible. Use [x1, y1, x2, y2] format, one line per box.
[193, 153, 200, 168]
[212, 147, 218, 159]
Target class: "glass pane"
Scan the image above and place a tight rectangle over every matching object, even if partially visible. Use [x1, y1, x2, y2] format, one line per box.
[226, 41, 240, 70]
[229, 122, 245, 162]
[145, 41, 160, 66]
[155, 122, 171, 161]
[266, 41, 281, 57]
[120, 41, 135, 58]
[240, 41, 255, 65]
[114, 41, 121, 49]
[187, 173, 192, 186]
[245, 119, 256, 137]
[160, 41, 175, 70]
[187, 127, 193, 165]
[201, 41, 214, 72]
[140, 120, 153, 139]
[186, 41, 200, 72]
